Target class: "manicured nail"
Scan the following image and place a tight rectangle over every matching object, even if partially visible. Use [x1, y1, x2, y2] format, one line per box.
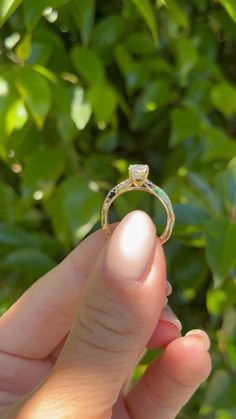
[105, 210, 156, 281]
[166, 281, 172, 296]
[185, 330, 210, 351]
[160, 305, 182, 330]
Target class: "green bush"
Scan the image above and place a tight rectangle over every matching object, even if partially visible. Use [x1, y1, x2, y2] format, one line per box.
[0, 1, 236, 417]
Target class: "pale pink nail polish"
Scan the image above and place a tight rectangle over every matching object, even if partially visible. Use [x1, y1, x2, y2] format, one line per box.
[160, 305, 182, 330]
[185, 329, 211, 351]
[166, 281, 172, 296]
[105, 210, 156, 282]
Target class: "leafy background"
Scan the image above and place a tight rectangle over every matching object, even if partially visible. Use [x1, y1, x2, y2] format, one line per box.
[0, 0, 236, 417]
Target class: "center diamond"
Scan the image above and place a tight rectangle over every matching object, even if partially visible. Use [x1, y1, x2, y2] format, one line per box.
[128, 164, 149, 186]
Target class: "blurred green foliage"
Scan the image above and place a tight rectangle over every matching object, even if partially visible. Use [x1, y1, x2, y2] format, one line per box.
[0, 0, 236, 417]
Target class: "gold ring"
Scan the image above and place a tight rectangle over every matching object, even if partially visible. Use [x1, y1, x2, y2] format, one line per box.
[101, 164, 175, 244]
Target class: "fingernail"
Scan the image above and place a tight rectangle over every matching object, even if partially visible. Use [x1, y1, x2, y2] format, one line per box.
[160, 305, 182, 330]
[166, 281, 172, 296]
[105, 210, 156, 281]
[164, 297, 168, 306]
[185, 330, 210, 351]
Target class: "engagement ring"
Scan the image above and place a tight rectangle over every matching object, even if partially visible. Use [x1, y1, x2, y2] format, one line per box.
[101, 164, 175, 244]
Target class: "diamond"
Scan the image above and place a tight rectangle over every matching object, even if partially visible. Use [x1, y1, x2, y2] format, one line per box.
[128, 164, 149, 186]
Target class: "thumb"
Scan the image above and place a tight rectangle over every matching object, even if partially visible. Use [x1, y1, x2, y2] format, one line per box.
[22, 211, 166, 418]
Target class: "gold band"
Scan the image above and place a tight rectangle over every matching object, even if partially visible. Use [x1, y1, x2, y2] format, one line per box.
[101, 164, 175, 244]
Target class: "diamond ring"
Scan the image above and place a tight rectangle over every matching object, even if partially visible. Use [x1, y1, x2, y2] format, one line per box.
[101, 164, 175, 244]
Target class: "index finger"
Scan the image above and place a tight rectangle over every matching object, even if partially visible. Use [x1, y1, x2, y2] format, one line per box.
[0, 224, 118, 359]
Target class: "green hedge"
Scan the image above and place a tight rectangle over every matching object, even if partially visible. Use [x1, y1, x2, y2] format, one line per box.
[0, 1, 236, 417]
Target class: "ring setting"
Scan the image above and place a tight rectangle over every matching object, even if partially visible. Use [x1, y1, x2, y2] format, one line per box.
[101, 164, 175, 244]
[128, 164, 149, 186]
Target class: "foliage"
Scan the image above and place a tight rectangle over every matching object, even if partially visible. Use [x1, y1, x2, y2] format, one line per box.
[0, 1, 236, 417]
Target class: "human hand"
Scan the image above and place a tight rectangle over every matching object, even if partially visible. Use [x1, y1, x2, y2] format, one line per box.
[0, 210, 211, 418]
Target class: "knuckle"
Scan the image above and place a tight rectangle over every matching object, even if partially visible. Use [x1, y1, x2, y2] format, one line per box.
[142, 375, 179, 411]
[75, 293, 137, 354]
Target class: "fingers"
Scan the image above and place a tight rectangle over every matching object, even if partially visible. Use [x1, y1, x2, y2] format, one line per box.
[0, 308, 182, 404]
[0, 213, 173, 361]
[126, 332, 212, 419]
[49, 306, 182, 361]
[19, 211, 167, 418]
[0, 351, 51, 396]
[0, 224, 117, 359]
[148, 306, 182, 348]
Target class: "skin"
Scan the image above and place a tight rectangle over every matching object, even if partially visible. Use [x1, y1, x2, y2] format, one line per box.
[0, 210, 211, 418]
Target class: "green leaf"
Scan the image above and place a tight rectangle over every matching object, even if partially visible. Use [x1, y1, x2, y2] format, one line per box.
[51, 81, 76, 143]
[71, 47, 105, 85]
[132, 364, 146, 385]
[0, 92, 24, 141]
[205, 218, 226, 284]
[203, 370, 236, 409]
[16, 67, 51, 129]
[71, 86, 92, 130]
[15, 33, 31, 62]
[131, 0, 158, 46]
[176, 38, 199, 84]
[126, 62, 150, 94]
[47, 176, 103, 245]
[140, 349, 160, 365]
[207, 289, 228, 314]
[0, 183, 17, 223]
[0, 73, 19, 153]
[219, 0, 236, 25]
[125, 33, 155, 54]
[174, 203, 209, 236]
[142, 79, 177, 111]
[23, 0, 71, 31]
[202, 125, 236, 161]
[167, 241, 207, 290]
[92, 15, 128, 46]
[85, 154, 118, 181]
[0, 222, 38, 256]
[63, 179, 103, 242]
[6, 98, 28, 135]
[221, 309, 236, 370]
[27, 27, 63, 66]
[88, 84, 118, 124]
[205, 218, 236, 284]
[210, 82, 236, 117]
[114, 190, 152, 220]
[32, 231, 62, 257]
[45, 185, 71, 249]
[223, 157, 236, 211]
[223, 244, 236, 280]
[222, 308, 236, 340]
[114, 44, 133, 76]
[187, 172, 221, 214]
[183, 78, 211, 111]
[170, 107, 200, 146]
[22, 147, 66, 197]
[72, 0, 95, 46]
[1, 247, 56, 279]
[7, 124, 43, 160]
[164, 0, 188, 29]
[0, 0, 22, 28]
[96, 131, 118, 152]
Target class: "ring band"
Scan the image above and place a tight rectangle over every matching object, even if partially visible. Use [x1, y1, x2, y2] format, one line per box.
[101, 164, 175, 244]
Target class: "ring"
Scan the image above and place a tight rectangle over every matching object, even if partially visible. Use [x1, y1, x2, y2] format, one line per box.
[101, 164, 175, 244]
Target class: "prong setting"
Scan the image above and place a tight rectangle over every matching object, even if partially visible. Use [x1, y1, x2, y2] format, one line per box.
[128, 164, 149, 186]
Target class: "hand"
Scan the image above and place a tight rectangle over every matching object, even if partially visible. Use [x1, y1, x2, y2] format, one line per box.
[0, 210, 211, 419]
